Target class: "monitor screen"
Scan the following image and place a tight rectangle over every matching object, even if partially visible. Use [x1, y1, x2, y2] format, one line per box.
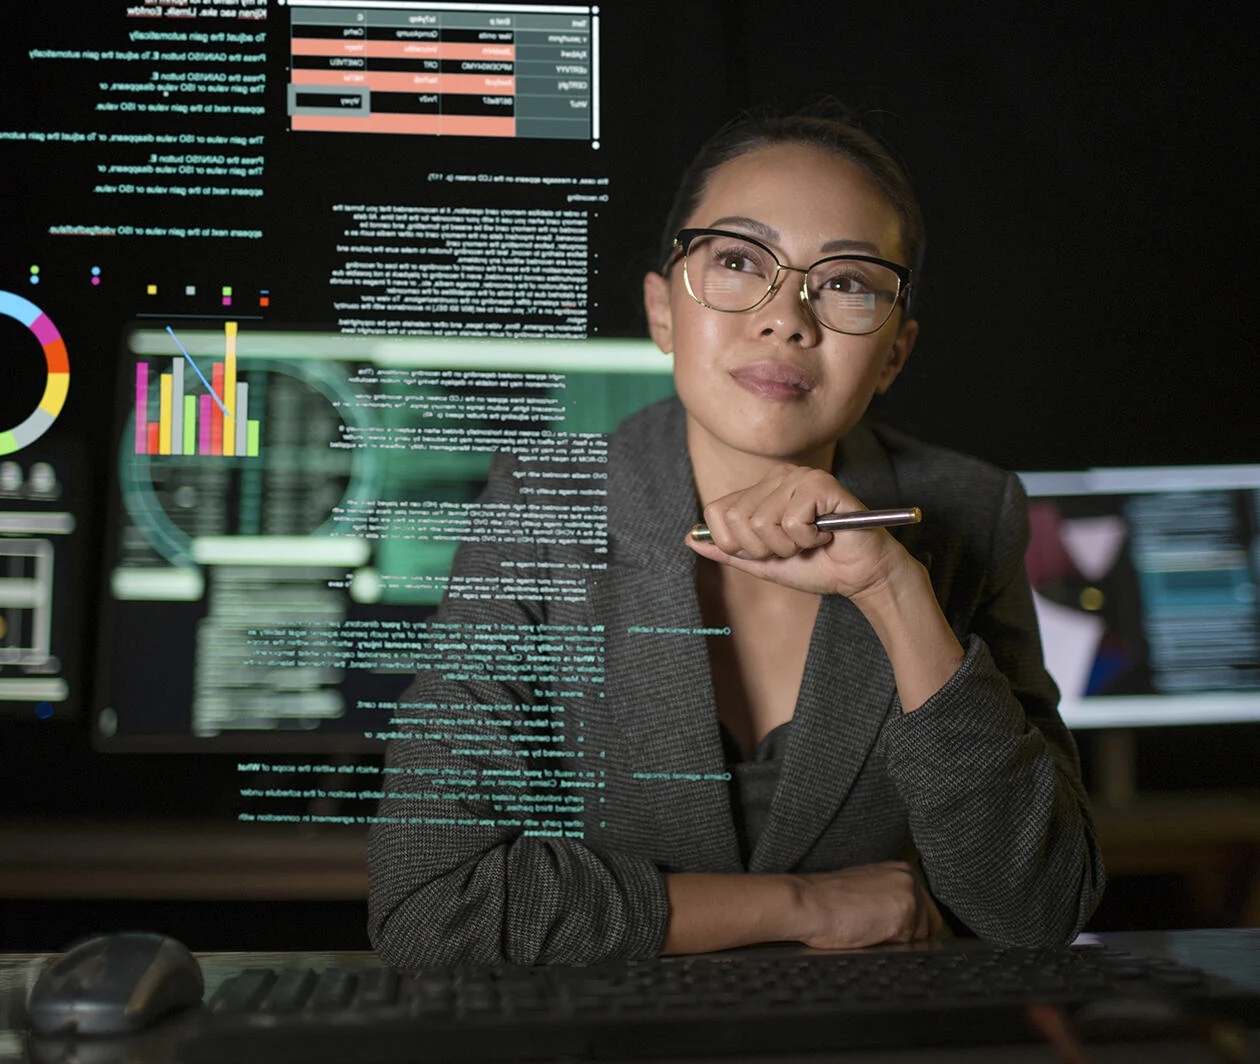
[1, 0, 1253, 780]
[0, 439, 84, 720]
[1, 0, 722, 743]
[1021, 466, 1260, 729]
[95, 326, 674, 750]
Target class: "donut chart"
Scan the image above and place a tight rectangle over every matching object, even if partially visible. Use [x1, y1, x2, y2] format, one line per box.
[0, 290, 69, 456]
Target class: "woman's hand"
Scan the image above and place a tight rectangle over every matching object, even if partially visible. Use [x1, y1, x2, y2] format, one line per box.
[791, 861, 945, 949]
[685, 463, 916, 600]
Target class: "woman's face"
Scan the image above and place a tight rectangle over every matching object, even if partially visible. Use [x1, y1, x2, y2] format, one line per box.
[644, 142, 917, 467]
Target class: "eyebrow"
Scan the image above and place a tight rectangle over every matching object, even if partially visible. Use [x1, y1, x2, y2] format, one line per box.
[708, 216, 883, 257]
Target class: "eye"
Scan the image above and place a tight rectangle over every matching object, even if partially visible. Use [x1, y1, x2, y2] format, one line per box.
[693, 235, 775, 278]
[810, 259, 900, 306]
[713, 245, 766, 275]
[816, 265, 877, 294]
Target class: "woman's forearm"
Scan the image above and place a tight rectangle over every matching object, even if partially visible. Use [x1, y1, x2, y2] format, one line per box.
[851, 555, 965, 713]
[660, 873, 803, 955]
[662, 865, 942, 954]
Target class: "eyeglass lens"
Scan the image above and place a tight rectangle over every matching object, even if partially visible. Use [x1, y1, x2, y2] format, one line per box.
[682, 233, 901, 335]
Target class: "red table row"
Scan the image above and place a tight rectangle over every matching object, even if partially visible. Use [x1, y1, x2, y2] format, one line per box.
[292, 113, 516, 136]
[293, 70, 514, 93]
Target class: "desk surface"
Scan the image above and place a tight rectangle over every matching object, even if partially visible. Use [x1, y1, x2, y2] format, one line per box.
[1, 931, 1256, 1064]
[6, 791, 1260, 904]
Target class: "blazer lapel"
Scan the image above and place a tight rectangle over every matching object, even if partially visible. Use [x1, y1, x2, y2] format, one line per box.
[594, 567, 743, 871]
[748, 594, 897, 872]
[596, 399, 742, 872]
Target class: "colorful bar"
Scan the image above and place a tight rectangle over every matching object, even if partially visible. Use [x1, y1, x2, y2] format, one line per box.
[158, 373, 172, 455]
[234, 382, 248, 457]
[199, 394, 212, 456]
[170, 359, 184, 455]
[224, 321, 238, 456]
[246, 420, 260, 458]
[210, 363, 224, 455]
[146, 421, 160, 456]
[183, 395, 196, 456]
[135, 363, 149, 453]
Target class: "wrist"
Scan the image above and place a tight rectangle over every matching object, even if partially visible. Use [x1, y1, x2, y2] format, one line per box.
[784, 874, 819, 943]
[756, 874, 813, 944]
[846, 546, 926, 613]
[661, 873, 810, 954]
[847, 555, 966, 713]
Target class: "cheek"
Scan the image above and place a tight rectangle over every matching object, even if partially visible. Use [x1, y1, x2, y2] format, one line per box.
[670, 350, 716, 417]
[669, 290, 724, 349]
[834, 337, 897, 390]
[667, 305, 727, 383]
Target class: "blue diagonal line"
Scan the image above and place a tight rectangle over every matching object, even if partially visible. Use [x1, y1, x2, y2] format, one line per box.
[166, 325, 230, 417]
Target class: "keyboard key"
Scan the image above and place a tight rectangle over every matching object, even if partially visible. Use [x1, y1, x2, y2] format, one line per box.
[260, 969, 317, 1014]
[208, 969, 277, 1014]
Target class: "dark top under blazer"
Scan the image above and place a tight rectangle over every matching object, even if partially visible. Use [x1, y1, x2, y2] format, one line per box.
[368, 397, 1105, 968]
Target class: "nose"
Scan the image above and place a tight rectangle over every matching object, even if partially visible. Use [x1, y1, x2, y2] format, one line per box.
[758, 267, 821, 344]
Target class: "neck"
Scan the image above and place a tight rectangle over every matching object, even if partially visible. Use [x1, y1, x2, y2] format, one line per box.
[685, 414, 838, 506]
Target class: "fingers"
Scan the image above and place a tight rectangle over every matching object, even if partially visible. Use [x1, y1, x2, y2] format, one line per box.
[792, 862, 947, 950]
[911, 873, 944, 941]
[699, 465, 855, 560]
[925, 894, 945, 938]
[913, 885, 932, 941]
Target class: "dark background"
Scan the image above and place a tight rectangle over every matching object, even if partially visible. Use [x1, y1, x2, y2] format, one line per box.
[1, 0, 1255, 949]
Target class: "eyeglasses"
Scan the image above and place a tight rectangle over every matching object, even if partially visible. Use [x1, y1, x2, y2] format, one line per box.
[665, 228, 912, 336]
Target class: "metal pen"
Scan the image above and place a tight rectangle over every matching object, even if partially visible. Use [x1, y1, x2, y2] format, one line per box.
[689, 506, 922, 543]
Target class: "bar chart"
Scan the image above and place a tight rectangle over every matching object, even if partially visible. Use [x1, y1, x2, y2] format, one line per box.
[134, 322, 261, 458]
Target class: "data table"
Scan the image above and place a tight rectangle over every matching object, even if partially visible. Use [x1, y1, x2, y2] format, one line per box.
[287, 2, 597, 140]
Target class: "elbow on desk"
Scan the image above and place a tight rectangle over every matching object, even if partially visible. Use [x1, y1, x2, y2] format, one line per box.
[367, 836, 670, 968]
[950, 849, 1107, 949]
[367, 848, 520, 968]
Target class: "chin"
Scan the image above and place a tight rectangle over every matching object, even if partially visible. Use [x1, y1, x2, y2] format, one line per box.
[716, 421, 837, 465]
[682, 388, 856, 465]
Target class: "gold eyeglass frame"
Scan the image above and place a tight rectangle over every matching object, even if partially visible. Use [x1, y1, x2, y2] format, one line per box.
[665, 227, 913, 336]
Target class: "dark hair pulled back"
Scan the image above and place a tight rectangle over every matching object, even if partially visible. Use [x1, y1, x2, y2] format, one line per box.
[658, 104, 925, 314]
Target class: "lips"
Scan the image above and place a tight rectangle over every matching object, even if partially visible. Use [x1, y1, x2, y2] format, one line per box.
[728, 360, 816, 400]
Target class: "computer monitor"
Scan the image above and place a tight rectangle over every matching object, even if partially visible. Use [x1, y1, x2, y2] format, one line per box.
[2, 0, 1253, 784]
[1, 0, 723, 752]
[1020, 465, 1260, 729]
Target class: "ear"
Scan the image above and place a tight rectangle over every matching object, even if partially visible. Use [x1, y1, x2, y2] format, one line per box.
[875, 316, 917, 394]
[643, 271, 674, 355]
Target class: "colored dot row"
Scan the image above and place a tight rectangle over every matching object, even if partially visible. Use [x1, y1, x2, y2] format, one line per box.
[24, 266, 269, 306]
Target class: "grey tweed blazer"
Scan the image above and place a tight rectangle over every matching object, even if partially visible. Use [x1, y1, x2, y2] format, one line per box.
[368, 397, 1105, 968]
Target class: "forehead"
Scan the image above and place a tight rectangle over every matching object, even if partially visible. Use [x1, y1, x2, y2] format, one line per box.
[690, 143, 904, 260]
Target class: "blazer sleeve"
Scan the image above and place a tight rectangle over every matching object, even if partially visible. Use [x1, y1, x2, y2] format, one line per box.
[367, 450, 670, 968]
[877, 471, 1106, 947]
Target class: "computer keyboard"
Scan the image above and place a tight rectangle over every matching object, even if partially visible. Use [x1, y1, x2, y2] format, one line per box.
[183, 946, 1260, 1062]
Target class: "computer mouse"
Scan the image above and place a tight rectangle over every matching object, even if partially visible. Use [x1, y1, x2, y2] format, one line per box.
[27, 931, 204, 1036]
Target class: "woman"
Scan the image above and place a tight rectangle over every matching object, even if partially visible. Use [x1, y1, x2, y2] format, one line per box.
[368, 110, 1105, 967]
